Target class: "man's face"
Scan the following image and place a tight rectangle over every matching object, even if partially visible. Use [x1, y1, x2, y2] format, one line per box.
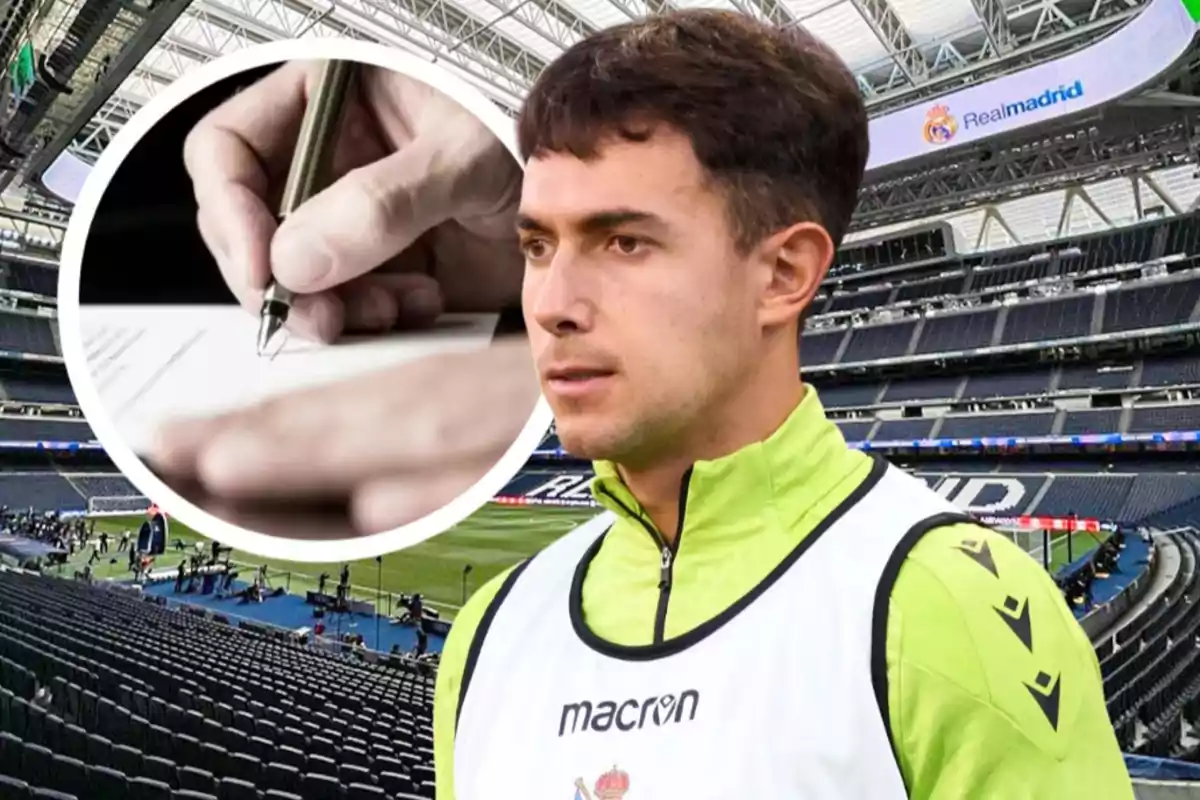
[519, 128, 763, 465]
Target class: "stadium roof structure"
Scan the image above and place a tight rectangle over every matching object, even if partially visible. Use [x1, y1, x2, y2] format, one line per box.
[0, 0, 1195, 251]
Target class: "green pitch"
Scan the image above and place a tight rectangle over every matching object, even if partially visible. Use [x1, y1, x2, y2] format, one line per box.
[75, 504, 597, 619]
[67, 504, 1107, 622]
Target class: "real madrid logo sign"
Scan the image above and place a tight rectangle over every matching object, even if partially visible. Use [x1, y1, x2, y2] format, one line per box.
[923, 104, 957, 145]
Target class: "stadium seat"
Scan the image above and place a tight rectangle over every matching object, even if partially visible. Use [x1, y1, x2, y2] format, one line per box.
[111, 743, 144, 778]
[264, 762, 301, 795]
[0, 731, 20, 764]
[0, 774, 28, 800]
[22, 742, 54, 787]
[59, 725, 86, 762]
[246, 735, 274, 764]
[339, 763, 372, 786]
[198, 742, 228, 776]
[142, 755, 177, 787]
[29, 789, 76, 800]
[274, 743, 305, 770]
[379, 771, 416, 795]
[86, 765, 128, 796]
[178, 766, 217, 795]
[348, 783, 386, 799]
[49, 754, 88, 798]
[131, 777, 174, 800]
[301, 773, 341, 800]
[217, 778, 257, 800]
[144, 725, 172, 759]
[86, 733, 112, 767]
[10, 695, 28, 737]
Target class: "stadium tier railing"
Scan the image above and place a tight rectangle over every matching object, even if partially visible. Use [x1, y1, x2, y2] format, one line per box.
[802, 321, 1200, 374]
[533, 430, 1200, 459]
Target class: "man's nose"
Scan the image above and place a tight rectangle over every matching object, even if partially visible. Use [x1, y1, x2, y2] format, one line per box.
[529, 254, 593, 336]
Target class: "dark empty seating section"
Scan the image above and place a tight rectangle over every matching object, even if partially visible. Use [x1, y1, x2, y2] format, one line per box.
[0, 418, 93, 440]
[1118, 474, 1200, 525]
[939, 412, 1055, 438]
[827, 287, 890, 313]
[970, 260, 1052, 290]
[1141, 356, 1200, 388]
[835, 420, 873, 441]
[894, 275, 964, 303]
[0, 314, 56, 356]
[1035, 475, 1134, 521]
[841, 322, 914, 363]
[0, 474, 85, 513]
[1058, 364, 1134, 391]
[873, 418, 935, 440]
[1103, 279, 1200, 333]
[1128, 404, 1200, 434]
[1002, 296, 1094, 344]
[1061, 409, 1122, 436]
[4, 263, 57, 296]
[70, 475, 139, 498]
[961, 370, 1051, 400]
[815, 384, 881, 408]
[799, 330, 844, 366]
[915, 310, 998, 355]
[881, 375, 961, 403]
[3, 376, 76, 404]
[0, 569, 437, 800]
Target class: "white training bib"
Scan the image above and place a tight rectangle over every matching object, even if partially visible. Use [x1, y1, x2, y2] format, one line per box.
[455, 463, 962, 800]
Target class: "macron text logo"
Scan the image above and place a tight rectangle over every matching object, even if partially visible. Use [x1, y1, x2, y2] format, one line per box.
[559, 690, 700, 736]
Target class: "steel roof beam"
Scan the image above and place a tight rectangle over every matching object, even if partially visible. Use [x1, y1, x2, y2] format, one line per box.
[968, 0, 1016, 57]
[849, 0, 929, 86]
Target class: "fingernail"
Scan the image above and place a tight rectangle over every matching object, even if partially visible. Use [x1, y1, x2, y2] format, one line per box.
[401, 286, 442, 320]
[273, 232, 332, 289]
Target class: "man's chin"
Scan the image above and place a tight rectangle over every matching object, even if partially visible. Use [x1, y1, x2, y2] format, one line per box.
[554, 425, 622, 464]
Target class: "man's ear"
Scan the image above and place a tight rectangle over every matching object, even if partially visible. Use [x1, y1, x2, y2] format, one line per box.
[757, 221, 834, 329]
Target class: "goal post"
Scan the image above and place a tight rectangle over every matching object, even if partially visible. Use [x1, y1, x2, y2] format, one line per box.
[87, 495, 152, 516]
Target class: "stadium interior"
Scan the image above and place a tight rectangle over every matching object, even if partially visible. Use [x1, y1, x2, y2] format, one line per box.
[0, 0, 1199, 797]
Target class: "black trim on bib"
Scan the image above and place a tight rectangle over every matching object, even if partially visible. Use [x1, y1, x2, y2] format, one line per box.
[568, 454, 891, 662]
[456, 556, 535, 727]
[869, 510, 979, 790]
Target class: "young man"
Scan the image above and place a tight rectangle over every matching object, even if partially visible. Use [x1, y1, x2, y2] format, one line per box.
[434, 10, 1133, 799]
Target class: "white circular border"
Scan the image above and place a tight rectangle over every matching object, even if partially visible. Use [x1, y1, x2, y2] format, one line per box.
[57, 39, 552, 563]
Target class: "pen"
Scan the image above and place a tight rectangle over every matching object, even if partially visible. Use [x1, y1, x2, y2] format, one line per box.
[256, 59, 358, 356]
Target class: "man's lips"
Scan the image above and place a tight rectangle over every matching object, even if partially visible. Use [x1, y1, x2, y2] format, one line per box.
[543, 365, 617, 382]
[542, 365, 617, 398]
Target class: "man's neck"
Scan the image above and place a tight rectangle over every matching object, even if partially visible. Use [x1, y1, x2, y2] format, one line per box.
[618, 367, 805, 543]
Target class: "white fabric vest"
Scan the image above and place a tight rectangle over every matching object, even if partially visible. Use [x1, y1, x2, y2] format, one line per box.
[455, 463, 963, 800]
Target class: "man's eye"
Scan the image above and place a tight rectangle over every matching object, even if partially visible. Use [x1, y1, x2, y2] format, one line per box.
[609, 236, 642, 255]
[522, 239, 550, 259]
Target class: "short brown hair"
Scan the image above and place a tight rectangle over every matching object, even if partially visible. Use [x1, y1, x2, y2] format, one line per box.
[517, 10, 869, 250]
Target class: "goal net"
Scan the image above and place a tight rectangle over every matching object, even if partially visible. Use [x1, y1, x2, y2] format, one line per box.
[87, 495, 152, 516]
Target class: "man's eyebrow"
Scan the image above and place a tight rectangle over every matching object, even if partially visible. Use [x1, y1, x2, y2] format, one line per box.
[516, 209, 666, 234]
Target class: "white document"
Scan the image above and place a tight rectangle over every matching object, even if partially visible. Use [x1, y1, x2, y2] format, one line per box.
[81, 305, 501, 454]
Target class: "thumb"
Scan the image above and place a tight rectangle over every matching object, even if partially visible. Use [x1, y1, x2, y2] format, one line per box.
[270, 137, 454, 293]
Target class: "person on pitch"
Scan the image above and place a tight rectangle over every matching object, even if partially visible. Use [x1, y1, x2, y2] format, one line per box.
[434, 9, 1131, 800]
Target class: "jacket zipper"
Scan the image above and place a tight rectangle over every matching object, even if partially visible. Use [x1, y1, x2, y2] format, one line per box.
[652, 467, 693, 644]
[595, 467, 694, 645]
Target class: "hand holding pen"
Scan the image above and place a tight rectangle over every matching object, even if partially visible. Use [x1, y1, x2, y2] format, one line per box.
[183, 59, 524, 348]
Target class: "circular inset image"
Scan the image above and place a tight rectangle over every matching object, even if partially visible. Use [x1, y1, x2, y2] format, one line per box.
[57, 40, 551, 561]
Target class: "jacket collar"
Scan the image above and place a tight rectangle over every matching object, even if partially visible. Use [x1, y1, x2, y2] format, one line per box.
[588, 387, 860, 543]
